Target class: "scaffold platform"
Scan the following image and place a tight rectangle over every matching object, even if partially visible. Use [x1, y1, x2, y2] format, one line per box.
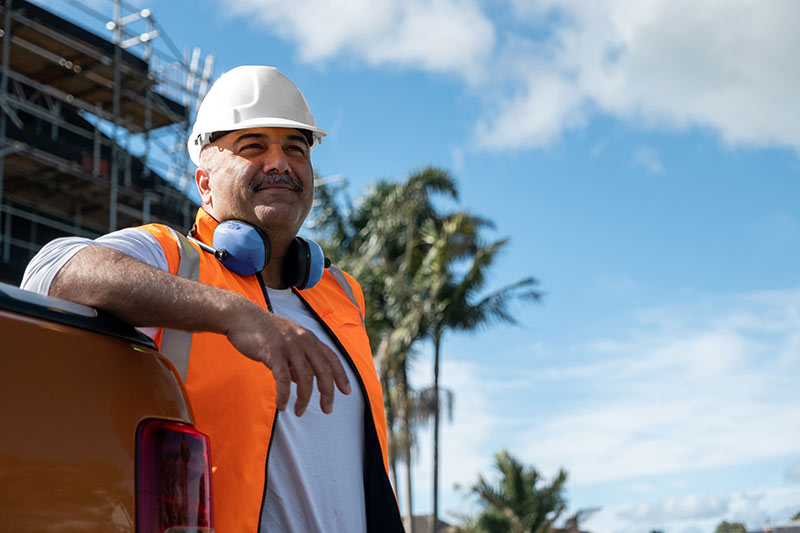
[0, 0, 213, 284]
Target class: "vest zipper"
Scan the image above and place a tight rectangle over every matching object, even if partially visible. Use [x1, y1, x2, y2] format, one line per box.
[257, 409, 279, 531]
[255, 273, 277, 533]
[251, 272, 402, 531]
[292, 288, 406, 533]
[256, 272, 274, 313]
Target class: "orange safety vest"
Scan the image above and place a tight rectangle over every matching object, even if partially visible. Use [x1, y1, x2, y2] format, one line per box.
[139, 208, 403, 532]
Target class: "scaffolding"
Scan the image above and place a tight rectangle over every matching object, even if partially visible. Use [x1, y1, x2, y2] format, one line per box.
[0, 0, 214, 283]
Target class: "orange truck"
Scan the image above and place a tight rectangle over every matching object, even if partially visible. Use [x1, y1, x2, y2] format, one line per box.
[0, 282, 214, 532]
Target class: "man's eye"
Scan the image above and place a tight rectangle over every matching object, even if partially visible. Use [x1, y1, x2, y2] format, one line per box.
[286, 145, 307, 155]
[240, 144, 264, 152]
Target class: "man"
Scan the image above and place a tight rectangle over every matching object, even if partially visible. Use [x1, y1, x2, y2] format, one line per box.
[21, 66, 404, 532]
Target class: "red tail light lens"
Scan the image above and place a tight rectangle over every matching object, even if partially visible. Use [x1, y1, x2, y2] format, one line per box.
[136, 419, 214, 533]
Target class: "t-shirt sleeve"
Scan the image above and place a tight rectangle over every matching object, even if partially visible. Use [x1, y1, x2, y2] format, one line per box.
[20, 228, 168, 295]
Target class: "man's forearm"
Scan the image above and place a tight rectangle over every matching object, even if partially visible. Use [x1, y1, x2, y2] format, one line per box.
[50, 244, 351, 414]
[50, 245, 246, 335]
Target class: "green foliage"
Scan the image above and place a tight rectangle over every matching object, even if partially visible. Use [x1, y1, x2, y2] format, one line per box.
[311, 167, 464, 518]
[793, 509, 800, 521]
[470, 450, 568, 533]
[312, 167, 541, 526]
[715, 521, 747, 533]
[313, 168, 461, 354]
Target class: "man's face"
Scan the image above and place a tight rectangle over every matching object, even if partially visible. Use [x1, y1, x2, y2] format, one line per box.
[196, 127, 314, 238]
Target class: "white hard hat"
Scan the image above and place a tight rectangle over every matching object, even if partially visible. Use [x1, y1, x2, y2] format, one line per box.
[187, 65, 327, 166]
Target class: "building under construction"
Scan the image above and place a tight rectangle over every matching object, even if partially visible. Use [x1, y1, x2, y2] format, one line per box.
[0, 0, 213, 284]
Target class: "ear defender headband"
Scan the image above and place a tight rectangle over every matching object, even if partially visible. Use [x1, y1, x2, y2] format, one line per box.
[188, 220, 327, 289]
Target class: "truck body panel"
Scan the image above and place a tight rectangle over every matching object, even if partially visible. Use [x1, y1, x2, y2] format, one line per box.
[0, 283, 195, 531]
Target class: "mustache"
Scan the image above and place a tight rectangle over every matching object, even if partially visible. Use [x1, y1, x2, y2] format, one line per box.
[248, 172, 303, 193]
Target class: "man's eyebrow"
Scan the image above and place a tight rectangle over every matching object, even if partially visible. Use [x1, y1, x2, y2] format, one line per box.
[231, 132, 309, 147]
[232, 132, 266, 145]
[288, 133, 310, 147]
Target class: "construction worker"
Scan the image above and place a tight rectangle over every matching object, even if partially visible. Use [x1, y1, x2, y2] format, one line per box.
[21, 65, 404, 532]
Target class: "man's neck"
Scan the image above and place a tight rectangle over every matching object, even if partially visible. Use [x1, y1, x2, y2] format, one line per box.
[260, 236, 293, 289]
[260, 263, 285, 289]
[196, 207, 299, 289]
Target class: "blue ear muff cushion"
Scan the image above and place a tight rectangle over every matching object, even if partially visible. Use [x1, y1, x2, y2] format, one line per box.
[284, 237, 325, 289]
[304, 238, 325, 289]
[212, 220, 270, 276]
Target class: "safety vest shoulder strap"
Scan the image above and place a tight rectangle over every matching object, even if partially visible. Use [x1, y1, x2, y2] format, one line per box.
[158, 228, 201, 382]
[168, 228, 202, 281]
[156, 228, 361, 380]
[327, 264, 365, 324]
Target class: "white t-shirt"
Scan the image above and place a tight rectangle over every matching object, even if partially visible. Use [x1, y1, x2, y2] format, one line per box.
[20, 229, 367, 533]
[261, 288, 366, 532]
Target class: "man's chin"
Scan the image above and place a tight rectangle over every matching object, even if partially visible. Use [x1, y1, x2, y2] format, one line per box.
[252, 205, 309, 235]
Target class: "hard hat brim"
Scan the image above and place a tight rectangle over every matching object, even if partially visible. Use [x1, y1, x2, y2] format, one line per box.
[188, 118, 327, 167]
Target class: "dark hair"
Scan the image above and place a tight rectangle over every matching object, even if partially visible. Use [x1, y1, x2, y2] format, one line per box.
[208, 130, 234, 143]
[298, 129, 314, 147]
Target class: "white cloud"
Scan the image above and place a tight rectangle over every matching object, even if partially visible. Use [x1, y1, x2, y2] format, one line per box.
[618, 494, 730, 522]
[634, 146, 665, 174]
[222, 0, 800, 153]
[389, 278, 800, 533]
[514, 289, 800, 486]
[590, 142, 607, 156]
[473, 72, 587, 150]
[404, 287, 800, 528]
[720, 488, 800, 529]
[585, 487, 800, 533]
[223, 0, 495, 82]
[407, 357, 501, 515]
[478, 0, 800, 153]
[450, 146, 465, 174]
[786, 458, 800, 482]
[757, 212, 800, 249]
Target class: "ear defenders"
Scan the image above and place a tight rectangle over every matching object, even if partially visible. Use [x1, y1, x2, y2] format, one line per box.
[188, 220, 327, 289]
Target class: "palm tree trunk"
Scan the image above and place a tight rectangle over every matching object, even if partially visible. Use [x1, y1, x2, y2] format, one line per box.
[381, 359, 399, 494]
[390, 450, 399, 500]
[432, 331, 441, 533]
[402, 372, 415, 533]
[405, 446, 414, 533]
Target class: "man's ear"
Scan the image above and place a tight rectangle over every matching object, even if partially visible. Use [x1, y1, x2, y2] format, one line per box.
[196, 167, 213, 207]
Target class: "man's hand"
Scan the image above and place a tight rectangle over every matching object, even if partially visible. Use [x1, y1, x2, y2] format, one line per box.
[223, 302, 352, 416]
[49, 245, 351, 416]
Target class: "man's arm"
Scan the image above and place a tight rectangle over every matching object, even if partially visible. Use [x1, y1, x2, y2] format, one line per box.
[50, 245, 350, 416]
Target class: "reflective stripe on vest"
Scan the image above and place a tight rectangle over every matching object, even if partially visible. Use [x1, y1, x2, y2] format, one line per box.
[158, 228, 201, 382]
[158, 229, 363, 381]
[328, 264, 365, 324]
[138, 210, 402, 531]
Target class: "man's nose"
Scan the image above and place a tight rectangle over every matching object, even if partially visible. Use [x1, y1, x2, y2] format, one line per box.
[260, 143, 291, 173]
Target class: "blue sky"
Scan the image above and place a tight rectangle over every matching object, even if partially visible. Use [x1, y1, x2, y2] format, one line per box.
[43, 1, 800, 531]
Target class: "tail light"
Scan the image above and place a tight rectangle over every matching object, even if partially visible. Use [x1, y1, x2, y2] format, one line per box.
[136, 419, 214, 533]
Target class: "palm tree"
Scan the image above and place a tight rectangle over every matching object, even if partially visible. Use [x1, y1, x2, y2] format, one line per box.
[313, 171, 541, 532]
[311, 168, 460, 531]
[411, 211, 541, 532]
[359, 169, 459, 532]
[471, 450, 567, 533]
[715, 522, 747, 533]
[312, 177, 413, 506]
